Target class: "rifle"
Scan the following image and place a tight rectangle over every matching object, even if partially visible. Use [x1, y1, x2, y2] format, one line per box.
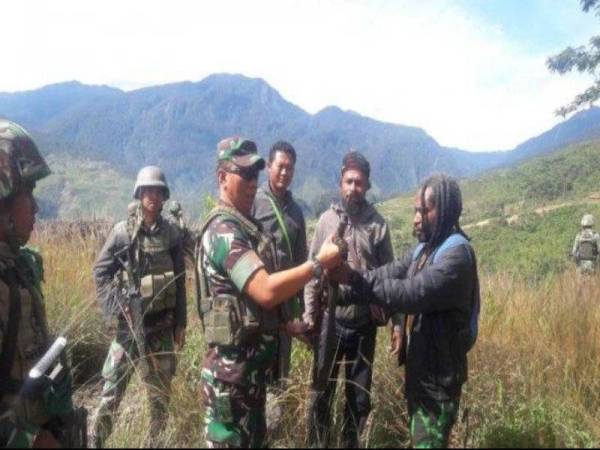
[313, 214, 348, 391]
[24, 337, 88, 448]
[115, 245, 152, 381]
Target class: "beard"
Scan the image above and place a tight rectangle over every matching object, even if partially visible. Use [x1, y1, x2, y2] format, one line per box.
[342, 195, 366, 216]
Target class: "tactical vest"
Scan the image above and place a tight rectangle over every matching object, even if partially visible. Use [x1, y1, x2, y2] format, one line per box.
[578, 230, 598, 261]
[124, 215, 178, 316]
[196, 205, 280, 347]
[0, 248, 50, 425]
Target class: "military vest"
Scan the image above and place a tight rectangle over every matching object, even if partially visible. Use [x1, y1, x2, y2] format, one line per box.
[196, 205, 280, 347]
[123, 215, 178, 316]
[0, 247, 50, 425]
[579, 229, 598, 261]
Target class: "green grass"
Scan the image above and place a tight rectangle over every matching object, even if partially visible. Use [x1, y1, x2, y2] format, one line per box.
[29, 138, 600, 447]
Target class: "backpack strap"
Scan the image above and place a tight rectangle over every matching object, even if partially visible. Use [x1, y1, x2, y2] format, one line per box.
[411, 243, 425, 262]
[432, 234, 470, 263]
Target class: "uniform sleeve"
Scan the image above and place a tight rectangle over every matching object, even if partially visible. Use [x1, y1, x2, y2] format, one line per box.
[206, 218, 265, 293]
[302, 215, 327, 327]
[170, 232, 187, 329]
[93, 224, 126, 321]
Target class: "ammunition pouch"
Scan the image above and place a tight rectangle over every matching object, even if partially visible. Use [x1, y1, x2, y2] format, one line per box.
[124, 271, 177, 314]
[201, 294, 279, 346]
[201, 294, 257, 346]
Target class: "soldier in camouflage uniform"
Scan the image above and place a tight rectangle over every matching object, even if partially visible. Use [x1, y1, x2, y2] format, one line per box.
[0, 120, 76, 448]
[572, 214, 600, 277]
[197, 137, 342, 448]
[91, 166, 187, 448]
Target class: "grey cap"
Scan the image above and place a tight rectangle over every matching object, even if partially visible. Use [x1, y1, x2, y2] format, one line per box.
[133, 165, 170, 200]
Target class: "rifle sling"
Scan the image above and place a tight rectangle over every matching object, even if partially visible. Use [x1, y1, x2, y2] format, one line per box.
[263, 192, 301, 319]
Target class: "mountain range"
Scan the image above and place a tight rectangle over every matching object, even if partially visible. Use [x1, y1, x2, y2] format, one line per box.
[1, 73, 599, 219]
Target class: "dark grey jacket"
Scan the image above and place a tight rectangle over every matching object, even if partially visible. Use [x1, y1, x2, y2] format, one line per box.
[349, 238, 479, 401]
[305, 202, 394, 329]
[93, 216, 187, 329]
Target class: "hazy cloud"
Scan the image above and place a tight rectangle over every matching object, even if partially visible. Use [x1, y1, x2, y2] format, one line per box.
[2, 0, 597, 150]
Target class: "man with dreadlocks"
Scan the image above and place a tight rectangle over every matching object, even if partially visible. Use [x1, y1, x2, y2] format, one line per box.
[331, 173, 480, 449]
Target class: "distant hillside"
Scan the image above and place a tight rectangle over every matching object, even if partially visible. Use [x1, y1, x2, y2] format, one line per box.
[0, 75, 505, 218]
[1, 74, 599, 219]
[379, 139, 600, 278]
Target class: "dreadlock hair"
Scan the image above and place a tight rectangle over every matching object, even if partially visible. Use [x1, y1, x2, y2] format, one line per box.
[420, 173, 469, 249]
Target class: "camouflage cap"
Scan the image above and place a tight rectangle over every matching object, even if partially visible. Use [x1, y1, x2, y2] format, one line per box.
[217, 137, 265, 170]
[0, 120, 51, 200]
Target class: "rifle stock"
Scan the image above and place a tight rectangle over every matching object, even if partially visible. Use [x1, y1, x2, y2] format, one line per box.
[313, 214, 349, 391]
[117, 247, 152, 380]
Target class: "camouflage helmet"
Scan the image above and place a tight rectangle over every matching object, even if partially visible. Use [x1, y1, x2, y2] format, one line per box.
[582, 214, 594, 227]
[133, 165, 170, 200]
[0, 120, 51, 200]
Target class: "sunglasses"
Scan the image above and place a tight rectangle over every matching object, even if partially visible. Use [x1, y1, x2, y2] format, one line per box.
[228, 165, 261, 181]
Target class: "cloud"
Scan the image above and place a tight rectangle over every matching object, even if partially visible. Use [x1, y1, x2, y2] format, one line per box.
[2, 0, 596, 151]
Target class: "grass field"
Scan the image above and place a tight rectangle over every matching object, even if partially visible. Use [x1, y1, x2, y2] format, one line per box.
[31, 207, 600, 447]
[28, 135, 600, 448]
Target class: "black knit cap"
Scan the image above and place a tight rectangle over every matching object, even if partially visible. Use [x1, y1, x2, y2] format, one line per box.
[341, 150, 370, 180]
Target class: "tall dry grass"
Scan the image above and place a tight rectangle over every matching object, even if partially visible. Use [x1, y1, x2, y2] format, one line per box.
[30, 223, 600, 447]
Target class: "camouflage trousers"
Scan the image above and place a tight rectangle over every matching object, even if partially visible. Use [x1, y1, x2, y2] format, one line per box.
[577, 260, 596, 278]
[91, 330, 176, 448]
[408, 397, 460, 449]
[265, 329, 291, 433]
[200, 339, 276, 448]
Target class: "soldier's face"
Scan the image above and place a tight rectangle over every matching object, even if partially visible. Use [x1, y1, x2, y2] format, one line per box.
[268, 151, 295, 193]
[140, 186, 165, 216]
[10, 187, 38, 245]
[340, 169, 367, 215]
[219, 166, 259, 215]
[413, 187, 437, 242]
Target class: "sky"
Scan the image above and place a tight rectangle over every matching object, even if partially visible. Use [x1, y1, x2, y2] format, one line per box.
[2, 0, 599, 151]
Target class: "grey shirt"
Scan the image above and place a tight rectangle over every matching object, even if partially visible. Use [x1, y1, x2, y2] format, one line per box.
[93, 215, 187, 329]
[304, 202, 394, 329]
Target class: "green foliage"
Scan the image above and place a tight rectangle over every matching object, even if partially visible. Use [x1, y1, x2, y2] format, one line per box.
[547, 0, 600, 116]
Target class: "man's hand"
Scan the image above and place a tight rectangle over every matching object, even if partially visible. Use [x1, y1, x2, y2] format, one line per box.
[390, 327, 402, 356]
[281, 320, 312, 347]
[174, 326, 186, 351]
[316, 234, 343, 269]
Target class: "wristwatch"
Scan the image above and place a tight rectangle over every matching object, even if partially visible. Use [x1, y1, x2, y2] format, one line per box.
[310, 255, 324, 278]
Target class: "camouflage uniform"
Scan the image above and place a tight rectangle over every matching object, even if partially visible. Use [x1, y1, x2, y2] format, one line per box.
[198, 203, 280, 448]
[197, 137, 281, 448]
[572, 218, 600, 277]
[0, 120, 75, 447]
[91, 187, 187, 447]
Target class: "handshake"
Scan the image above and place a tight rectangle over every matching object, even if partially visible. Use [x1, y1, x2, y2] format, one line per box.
[313, 230, 353, 284]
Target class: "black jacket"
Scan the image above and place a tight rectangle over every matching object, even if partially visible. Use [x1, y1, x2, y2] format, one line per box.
[349, 238, 479, 401]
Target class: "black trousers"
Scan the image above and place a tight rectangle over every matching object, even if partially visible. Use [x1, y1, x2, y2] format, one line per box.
[307, 320, 377, 448]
